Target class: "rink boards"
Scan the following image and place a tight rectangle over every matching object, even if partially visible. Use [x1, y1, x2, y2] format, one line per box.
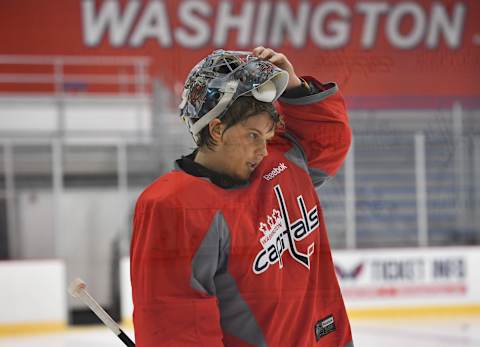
[120, 246, 480, 322]
[0, 260, 67, 336]
[1, 247, 479, 336]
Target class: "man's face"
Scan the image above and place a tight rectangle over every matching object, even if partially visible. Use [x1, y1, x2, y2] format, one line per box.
[218, 112, 275, 181]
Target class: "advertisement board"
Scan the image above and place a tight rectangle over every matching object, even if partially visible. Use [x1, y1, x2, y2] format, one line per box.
[1, 0, 479, 107]
[120, 247, 480, 322]
[333, 247, 480, 316]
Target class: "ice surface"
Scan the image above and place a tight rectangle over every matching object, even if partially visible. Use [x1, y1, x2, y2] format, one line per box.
[1, 317, 479, 347]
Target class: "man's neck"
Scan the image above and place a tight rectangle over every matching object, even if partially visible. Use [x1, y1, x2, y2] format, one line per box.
[194, 147, 227, 176]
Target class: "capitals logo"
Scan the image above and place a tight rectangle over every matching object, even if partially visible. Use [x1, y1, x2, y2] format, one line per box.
[252, 184, 320, 275]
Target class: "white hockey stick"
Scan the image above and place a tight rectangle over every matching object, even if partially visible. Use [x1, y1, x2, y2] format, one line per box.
[68, 278, 135, 347]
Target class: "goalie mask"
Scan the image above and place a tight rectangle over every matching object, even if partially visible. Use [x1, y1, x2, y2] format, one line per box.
[179, 50, 289, 144]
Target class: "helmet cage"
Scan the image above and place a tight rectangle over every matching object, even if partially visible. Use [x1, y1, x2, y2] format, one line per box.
[179, 50, 289, 143]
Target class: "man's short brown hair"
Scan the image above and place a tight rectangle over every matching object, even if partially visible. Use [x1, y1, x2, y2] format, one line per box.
[197, 96, 283, 150]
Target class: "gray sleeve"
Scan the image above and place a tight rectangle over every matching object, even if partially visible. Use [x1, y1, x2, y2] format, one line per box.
[282, 132, 331, 188]
[190, 211, 267, 346]
[190, 211, 228, 295]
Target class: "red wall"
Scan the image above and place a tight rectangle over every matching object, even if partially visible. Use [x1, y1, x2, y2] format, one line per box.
[1, 0, 479, 107]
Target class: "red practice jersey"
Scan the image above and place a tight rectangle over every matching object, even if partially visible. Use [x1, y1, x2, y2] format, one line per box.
[130, 77, 353, 347]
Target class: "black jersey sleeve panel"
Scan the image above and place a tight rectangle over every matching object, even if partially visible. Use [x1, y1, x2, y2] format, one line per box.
[279, 82, 338, 105]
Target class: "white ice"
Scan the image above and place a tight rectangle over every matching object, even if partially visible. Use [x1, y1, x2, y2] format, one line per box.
[1, 317, 479, 347]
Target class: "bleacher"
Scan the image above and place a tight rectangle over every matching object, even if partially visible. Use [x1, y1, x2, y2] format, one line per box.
[322, 110, 479, 249]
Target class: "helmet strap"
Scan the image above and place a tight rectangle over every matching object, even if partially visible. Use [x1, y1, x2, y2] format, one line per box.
[191, 79, 239, 139]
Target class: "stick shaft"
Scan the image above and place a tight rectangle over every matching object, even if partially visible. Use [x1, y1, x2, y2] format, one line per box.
[118, 330, 136, 347]
[78, 289, 120, 334]
[77, 288, 135, 346]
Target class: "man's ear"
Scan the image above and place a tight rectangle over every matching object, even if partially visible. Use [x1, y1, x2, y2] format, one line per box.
[208, 118, 224, 142]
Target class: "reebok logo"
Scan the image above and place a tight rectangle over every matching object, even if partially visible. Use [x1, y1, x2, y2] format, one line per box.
[263, 163, 287, 181]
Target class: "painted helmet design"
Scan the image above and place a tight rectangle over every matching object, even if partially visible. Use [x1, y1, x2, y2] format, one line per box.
[179, 50, 289, 143]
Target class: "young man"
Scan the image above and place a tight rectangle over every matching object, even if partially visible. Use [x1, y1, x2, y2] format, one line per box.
[130, 47, 353, 347]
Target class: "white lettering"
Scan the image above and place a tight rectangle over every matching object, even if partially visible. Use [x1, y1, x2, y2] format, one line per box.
[311, 1, 351, 49]
[270, 2, 310, 48]
[387, 3, 426, 49]
[426, 3, 466, 49]
[357, 2, 389, 49]
[81, 0, 139, 47]
[253, 185, 317, 275]
[80, 0, 470, 50]
[130, 0, 172, 47]
[175, 0, 211, 48]
[253, 1, 272, 46]
[213, 1, 255, 47]
[263, 163, 287, 181]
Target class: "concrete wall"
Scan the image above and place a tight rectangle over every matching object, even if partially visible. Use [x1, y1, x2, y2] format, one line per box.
[0, 95, 151, 135]
[17, 189, 141, 309]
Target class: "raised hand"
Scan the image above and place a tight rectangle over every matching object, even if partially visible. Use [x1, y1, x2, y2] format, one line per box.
[252, 46, 302, 90]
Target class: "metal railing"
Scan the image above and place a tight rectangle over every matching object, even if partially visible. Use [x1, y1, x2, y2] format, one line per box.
[1, 131, 479, 259]
[0, 55, 151, 95]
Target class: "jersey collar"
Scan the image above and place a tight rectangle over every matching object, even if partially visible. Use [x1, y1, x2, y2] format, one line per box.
[175, 151, 250, 189]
